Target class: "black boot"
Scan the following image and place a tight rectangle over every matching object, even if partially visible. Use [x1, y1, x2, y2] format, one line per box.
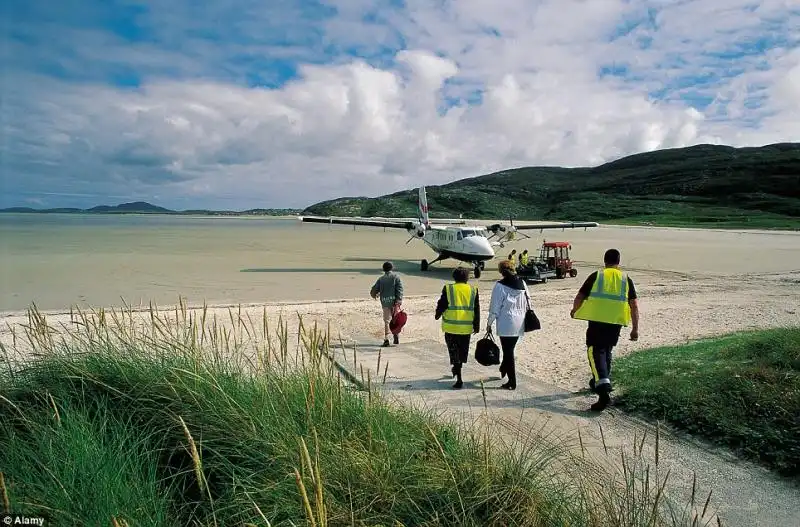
[453, 364, 463, 389]
[590, 392, 611, 412]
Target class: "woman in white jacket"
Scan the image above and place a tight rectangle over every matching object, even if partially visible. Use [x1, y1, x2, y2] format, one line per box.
[486, 259, 531, 390]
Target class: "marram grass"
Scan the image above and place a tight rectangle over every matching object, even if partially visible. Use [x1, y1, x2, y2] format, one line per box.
[0, 300, 719, 526]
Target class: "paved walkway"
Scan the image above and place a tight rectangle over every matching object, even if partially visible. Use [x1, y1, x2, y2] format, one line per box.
[328, 335, 800, 527]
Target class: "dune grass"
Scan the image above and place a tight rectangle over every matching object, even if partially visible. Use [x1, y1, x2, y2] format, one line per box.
[612, 327, 800, 478]
[0, 301, 719, 526]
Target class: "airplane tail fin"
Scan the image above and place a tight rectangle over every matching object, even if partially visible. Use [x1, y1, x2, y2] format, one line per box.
[418, 186, 430, 226]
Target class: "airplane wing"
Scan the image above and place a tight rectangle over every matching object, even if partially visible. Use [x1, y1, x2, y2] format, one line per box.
[299, 215, 412, 229]
[483, 220, 599, 242]
[505, 221, 599, 230]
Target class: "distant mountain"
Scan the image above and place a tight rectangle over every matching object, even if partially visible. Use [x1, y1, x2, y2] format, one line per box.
[0, 201, 301, 216]
[86, 201, 173, 214]
[302, 142, 800, 229]
[1, 207, 84, 213]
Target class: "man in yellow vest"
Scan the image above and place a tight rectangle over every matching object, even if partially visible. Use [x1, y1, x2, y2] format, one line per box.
[435, 267, 480, 389]
[570, 249, 639, 411]
[519, 249, 530, 268]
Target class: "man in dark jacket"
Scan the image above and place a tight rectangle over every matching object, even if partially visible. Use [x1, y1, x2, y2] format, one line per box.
[370, 261, 405, 347]
[435, 267, 480, 389]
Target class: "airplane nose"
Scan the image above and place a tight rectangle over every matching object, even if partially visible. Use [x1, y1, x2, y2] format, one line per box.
[469, 237, 495, 257]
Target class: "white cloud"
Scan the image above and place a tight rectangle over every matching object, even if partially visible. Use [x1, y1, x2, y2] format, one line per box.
[2, 0, 799, 209]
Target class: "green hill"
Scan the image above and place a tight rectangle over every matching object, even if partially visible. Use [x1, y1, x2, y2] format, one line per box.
[87, 201, 173, 214]
[302, 143, 800, 229]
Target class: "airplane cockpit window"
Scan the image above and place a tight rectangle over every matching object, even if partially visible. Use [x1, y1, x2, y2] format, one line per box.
[460, 229, 477, 238]
[456, 232, 463, 240]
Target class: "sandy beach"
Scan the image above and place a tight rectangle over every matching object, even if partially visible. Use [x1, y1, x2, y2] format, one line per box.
[2, 215, 799, 391]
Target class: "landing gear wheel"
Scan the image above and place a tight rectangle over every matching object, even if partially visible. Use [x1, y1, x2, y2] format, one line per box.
[474, 266, 482, 279]
[421, 259, 429, 271]
[569, 269, 578, 277]
[541, 277, 548, 284]
[479, 261, 485, 270]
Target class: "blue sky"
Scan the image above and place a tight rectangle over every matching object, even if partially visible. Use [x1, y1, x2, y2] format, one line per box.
[1, 0, 799, 209]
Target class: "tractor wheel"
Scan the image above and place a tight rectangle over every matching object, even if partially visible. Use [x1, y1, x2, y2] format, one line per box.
[569, 269, 578, 277]
[421, 259, 429, 271]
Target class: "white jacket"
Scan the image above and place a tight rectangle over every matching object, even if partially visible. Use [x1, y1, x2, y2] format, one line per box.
[487, 277, 531, 337]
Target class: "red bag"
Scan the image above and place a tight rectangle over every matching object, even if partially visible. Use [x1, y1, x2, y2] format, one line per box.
[389, 305, 407, 335]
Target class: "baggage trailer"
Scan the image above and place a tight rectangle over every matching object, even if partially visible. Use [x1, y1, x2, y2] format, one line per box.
[517, 241, 580, 283]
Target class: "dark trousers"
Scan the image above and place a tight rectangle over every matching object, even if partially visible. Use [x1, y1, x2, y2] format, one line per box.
[500, 336, 519, 386]
[444, 333, 471, 373]
[588, 345, 613, 393]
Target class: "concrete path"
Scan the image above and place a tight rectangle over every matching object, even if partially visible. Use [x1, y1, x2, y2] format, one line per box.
[329, 335, 800, 527]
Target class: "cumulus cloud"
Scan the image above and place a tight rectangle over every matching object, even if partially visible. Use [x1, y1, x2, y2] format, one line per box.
[1, 0, 799, 209]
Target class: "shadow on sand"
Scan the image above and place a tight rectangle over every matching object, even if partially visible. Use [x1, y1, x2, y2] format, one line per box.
[484, 390, 601, 418]
[378, 376, 599, 418]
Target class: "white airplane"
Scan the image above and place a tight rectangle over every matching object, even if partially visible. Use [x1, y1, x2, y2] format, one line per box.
[299, 187, 598, 278]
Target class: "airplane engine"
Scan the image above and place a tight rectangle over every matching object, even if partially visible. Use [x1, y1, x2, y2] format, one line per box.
[407, 222, 427, 238]
[488, 223, 516, 235]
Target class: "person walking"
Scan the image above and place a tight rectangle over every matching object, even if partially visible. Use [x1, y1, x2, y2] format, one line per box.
[486, 259, 531, 390]
[370, 261, 404, 347]
[435, 267, 480, 389]
[571, 248, 639, 411]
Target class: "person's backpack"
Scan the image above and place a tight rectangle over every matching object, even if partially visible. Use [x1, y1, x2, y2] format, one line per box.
[389, 307, 407, 335]
[474, 330, 501, 366]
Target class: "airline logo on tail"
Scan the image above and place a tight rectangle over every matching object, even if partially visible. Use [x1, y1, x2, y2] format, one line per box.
[418, 186, 430, 226]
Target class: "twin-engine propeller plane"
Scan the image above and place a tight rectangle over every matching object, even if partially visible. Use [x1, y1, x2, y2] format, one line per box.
[299, 187, 598, 278]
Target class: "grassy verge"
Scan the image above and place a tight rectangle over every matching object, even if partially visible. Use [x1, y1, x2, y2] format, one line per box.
[0, 302, 717, 526]
[612, 327, 800, 478]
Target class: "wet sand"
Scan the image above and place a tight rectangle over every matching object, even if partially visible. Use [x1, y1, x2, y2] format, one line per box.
[2, 214, 799, 312]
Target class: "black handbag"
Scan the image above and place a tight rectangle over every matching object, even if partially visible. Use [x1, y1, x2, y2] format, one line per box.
[524, 291, 541, 332]
[474, 330, 501, 366]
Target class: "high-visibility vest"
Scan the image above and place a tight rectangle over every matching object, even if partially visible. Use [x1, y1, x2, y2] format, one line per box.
[520, 254, 529, 265]
[573, 267, 631, 326]
[441, 283, 477, 335]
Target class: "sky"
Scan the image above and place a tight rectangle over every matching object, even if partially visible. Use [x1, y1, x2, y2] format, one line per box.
[1, 0, 799, 210]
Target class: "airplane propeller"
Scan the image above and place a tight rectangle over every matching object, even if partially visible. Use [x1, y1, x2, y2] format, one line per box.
[487, 217, 532, 244]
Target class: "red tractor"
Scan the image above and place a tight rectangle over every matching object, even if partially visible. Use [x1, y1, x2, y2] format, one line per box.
[518, 240, 579, 282]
